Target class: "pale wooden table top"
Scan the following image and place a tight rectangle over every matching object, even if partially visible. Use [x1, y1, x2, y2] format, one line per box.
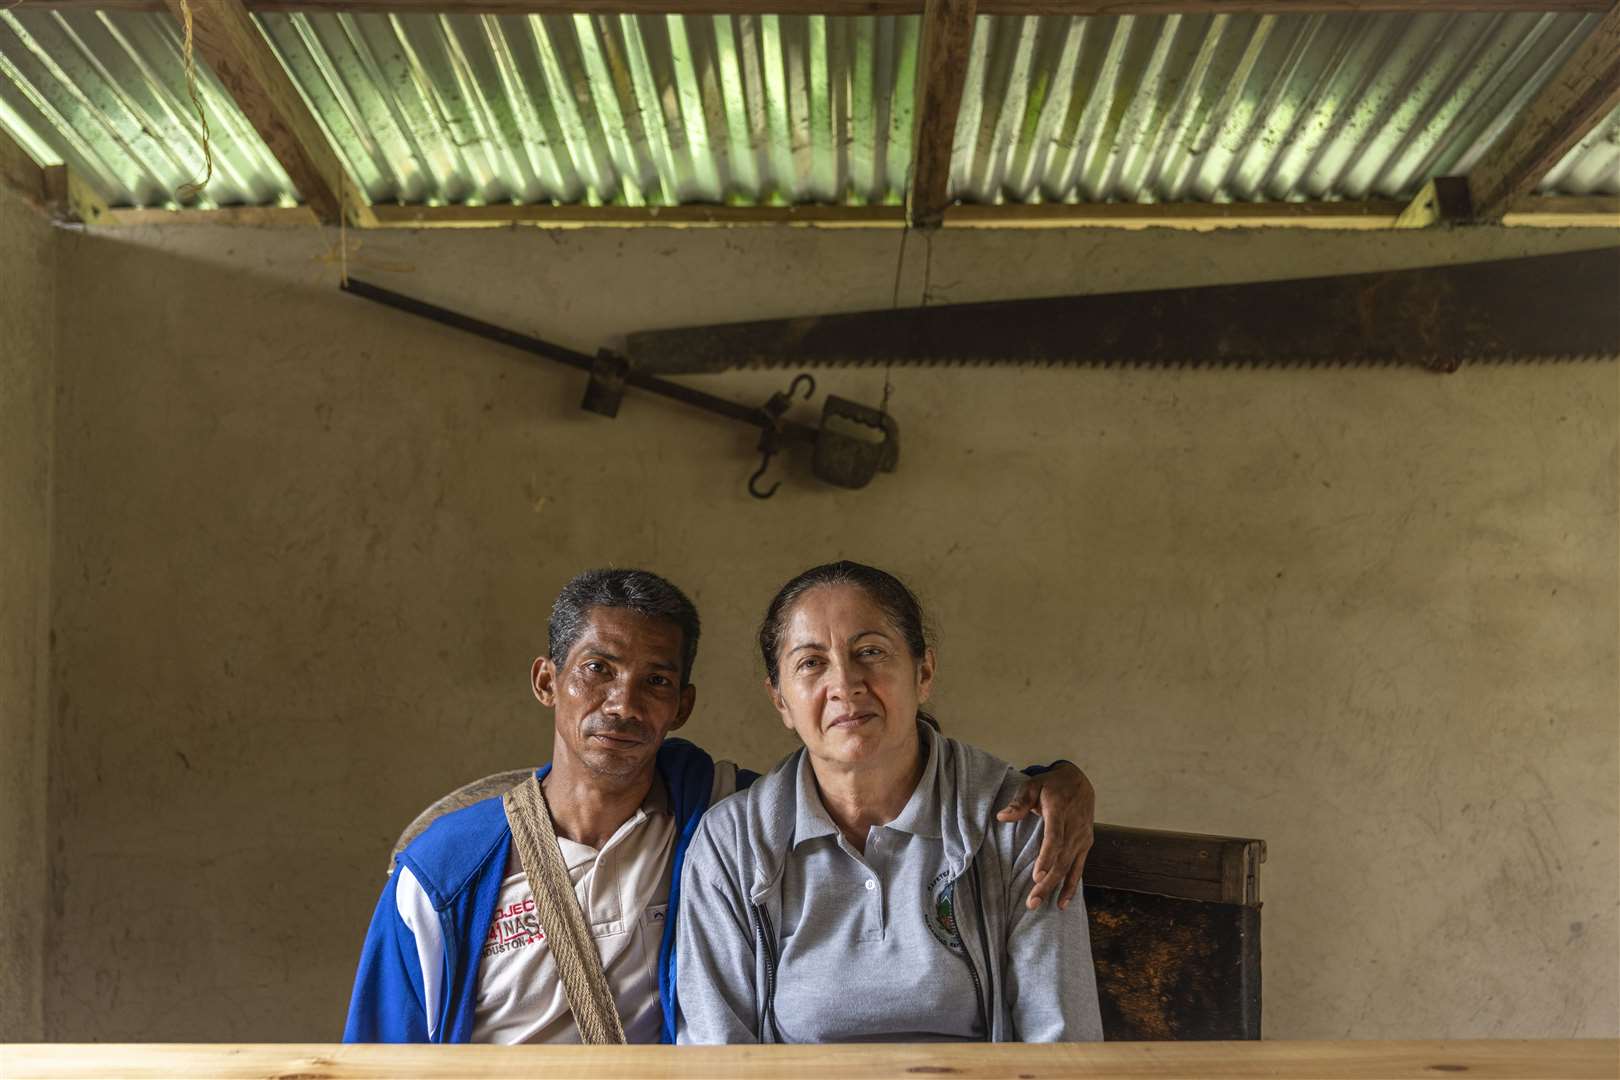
[3, 1040, 1616, 1079]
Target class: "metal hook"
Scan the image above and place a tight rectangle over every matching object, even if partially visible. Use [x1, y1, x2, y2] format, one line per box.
[748, 447, 780, 500]
[749, 374, 813, 499]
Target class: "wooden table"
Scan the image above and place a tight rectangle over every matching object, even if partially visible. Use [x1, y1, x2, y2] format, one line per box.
[3, 1041, 1616, 1079]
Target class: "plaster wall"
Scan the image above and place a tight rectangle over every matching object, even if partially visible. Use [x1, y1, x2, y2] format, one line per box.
[0, 189, 55, 1039]
[46, 222, 1619, 1042]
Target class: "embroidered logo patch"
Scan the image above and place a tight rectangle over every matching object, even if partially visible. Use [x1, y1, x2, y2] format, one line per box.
[482, 894, 545, 959]
[925, 871, 963, 952]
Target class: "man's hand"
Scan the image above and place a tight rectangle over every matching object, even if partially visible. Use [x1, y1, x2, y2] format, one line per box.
[998, 762, 1096, 911]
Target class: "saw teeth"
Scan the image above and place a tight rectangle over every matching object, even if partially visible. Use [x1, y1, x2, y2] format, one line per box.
[730, 351, 1618, 370]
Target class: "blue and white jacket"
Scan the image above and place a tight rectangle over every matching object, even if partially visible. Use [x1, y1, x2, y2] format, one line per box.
[342, 738, 753, 1044]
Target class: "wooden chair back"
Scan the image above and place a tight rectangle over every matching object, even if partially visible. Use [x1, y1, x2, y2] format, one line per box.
[1084, 824, 1266, 1040]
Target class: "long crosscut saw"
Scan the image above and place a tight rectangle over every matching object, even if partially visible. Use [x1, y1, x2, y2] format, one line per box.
[626, 248, 1620, 374]
[344, 248, 1617, 498]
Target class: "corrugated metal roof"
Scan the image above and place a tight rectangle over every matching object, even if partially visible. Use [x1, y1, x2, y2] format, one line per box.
[0, 7, 293, 208]
[1540, 98, 1619, 195]
[0, 5, 1614, 212]
[951, 10, 1612, 204]
[258, 10, 919, 207]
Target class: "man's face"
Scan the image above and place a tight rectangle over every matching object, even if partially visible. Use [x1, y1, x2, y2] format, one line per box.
[533, 606, 696, 784]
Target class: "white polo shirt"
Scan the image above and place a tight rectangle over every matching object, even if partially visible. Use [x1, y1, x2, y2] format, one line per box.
[395, 781, 675, 1043]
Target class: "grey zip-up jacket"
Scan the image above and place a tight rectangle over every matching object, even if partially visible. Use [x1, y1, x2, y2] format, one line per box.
[676, 725, 1103, 1043]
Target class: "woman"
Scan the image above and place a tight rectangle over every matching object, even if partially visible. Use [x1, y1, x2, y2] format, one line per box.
[677, 561, 1102, 1044]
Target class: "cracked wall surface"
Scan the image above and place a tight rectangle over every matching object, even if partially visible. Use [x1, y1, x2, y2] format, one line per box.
[41, 222, 1620, 1041]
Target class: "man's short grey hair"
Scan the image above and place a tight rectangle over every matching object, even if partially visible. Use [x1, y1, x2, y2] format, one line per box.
[547, 569, 701, 686]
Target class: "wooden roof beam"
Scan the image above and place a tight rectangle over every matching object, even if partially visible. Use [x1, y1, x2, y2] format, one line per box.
[0, 127, 55, 218]
[69, 193, 1619, 229]
[161, 0, 373, 226]
[1464, 3, 1620, 222]
[0, 128, 109, 224]
[907, 0, 976, 229]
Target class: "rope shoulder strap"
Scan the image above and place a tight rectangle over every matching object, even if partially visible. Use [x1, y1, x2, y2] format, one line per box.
[502, 774, 627, 1045]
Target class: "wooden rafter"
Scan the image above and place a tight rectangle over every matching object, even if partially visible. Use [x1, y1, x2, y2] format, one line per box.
[1502, 193, 1620, 226]
[161, 0, 373, 226]
[0, 127, 54, 216]
[19, 0, 1610, 15]
[953, 198, 1408, 228]
[907, 0, 976, 229]
[370, 203, 908, 227]
[955, 194, 1620, 228]
[0, 127, 109, 224]
[92, 204, 322, 227]
[71, 194, 1618, 229]
[48, 165, 112, 225]
[1464, 3, 1620, 222]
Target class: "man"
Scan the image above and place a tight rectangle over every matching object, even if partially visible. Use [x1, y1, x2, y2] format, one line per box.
[344, 569, 1095, 1044]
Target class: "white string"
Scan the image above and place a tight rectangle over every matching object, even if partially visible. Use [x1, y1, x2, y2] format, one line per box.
[882, 226, 912, 418]
[338, 172, 349, 286]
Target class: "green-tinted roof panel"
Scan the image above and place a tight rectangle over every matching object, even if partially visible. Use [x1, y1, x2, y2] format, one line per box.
[1541, 97, 1619, 195]
[950, 11, 1612, 205]
[0, 7, 294, 209]
[258, 11, 920, 208]
[1, 6, 1613, 212]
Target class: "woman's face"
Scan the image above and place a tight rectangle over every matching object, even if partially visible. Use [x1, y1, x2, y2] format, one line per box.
[768, 583, 935, 769]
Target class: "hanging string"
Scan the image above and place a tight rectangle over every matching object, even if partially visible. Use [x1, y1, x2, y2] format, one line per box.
[175, 0, 215, 203]
[317, 189, 412, 278]
[338, 171, 349, 286]
[889, 225, 911, 309]
[921, 229, 935, 306]
[882, 225, 912, 419]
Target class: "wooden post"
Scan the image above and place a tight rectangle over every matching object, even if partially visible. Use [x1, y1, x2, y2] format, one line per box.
[161, 0, 374, 226]
[1465, 4, 1620, 222]
[907, 0, 977, 229]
